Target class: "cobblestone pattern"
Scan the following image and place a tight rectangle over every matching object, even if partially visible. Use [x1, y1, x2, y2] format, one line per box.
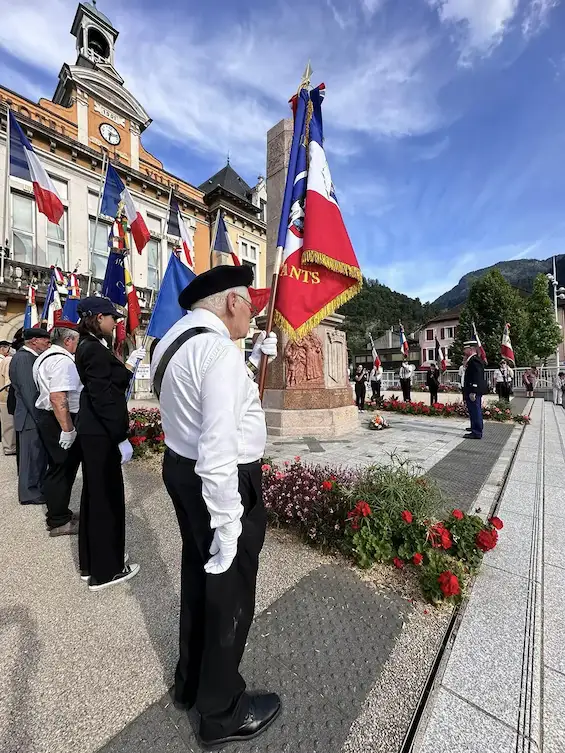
[97, 565, 411, 753]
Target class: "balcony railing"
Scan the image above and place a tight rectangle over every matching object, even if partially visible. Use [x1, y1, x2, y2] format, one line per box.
[0, 260, 155, 313]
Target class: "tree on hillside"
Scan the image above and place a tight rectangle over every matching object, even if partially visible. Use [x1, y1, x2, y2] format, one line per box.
[339, 277, 437, 353]
[525, 274, 562, 363]
[451, 269, 532, 367]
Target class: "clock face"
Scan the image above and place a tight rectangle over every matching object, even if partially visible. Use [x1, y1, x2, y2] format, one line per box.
[99, 123, 121, 145]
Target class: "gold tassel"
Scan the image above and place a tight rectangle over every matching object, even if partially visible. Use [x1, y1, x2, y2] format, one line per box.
[273, 281, 361, 341]
[301, 250, 363, 282]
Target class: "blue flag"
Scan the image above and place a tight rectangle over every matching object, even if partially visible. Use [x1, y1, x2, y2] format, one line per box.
[102, 251, 127, 307]
[147, 251, 195, 339]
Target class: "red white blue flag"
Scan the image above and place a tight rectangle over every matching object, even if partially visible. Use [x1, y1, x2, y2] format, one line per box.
[472, 321, 488, 364]
[101, 163, 150, 254]
[435, 336, 447, 371]
[212, 212, 240, 267]
[9, 111, 64, 225]
[274, 84, 361, 338]
[501, 323, 515, 365]
[62, 272, 81, 324]
[41, 267, 64, 331]
[167, 194, 194, 270]
[400, 324, 409, 356]
[24, 285, 39, 329]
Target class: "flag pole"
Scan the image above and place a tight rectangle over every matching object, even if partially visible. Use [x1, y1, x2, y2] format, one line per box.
[1, 104, 11, 284]
[209, 208, 220, 270]
[86, 150, 109, 295]
[258, 61, 313, 401]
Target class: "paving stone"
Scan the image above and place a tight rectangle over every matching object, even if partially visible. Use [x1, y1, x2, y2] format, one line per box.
[544, 564, 565, 676]
[487, 511, 537, 580]
[543, 668, 565, 753]
[96, 704, 192, 753]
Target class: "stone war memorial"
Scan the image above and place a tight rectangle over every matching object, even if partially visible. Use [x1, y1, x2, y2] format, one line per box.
[262, 118, 359, 438]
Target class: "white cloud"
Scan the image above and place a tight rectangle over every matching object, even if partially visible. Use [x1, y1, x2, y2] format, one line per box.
[427, 0, 519, 60]
[0, 0, 451, 175]
[360, 0, 385, 15]
[522, 0, 560, 38]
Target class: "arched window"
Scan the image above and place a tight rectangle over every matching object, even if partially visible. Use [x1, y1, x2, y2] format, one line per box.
[87, 28, 110, 60]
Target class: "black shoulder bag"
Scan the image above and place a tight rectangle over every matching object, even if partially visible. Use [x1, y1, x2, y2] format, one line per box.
[152, 327, 213, 400]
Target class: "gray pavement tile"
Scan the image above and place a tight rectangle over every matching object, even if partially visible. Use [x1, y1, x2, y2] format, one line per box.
[544, 466, 564, 488]
[544, 486, 565, 519]
[543, 513, 565, 571]
[497, 479, 537, 518]
[440, 565, 534, 733]
[95, 705, 191, 753]
[486, 511, 537, 581]
[543, 668, 565, 753]
[417, 689, 518, 753]
[506, 461, 541, 485]
[544, 564, 565, 675]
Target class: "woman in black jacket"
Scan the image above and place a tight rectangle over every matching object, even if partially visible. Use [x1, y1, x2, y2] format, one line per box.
[75, 296, 145, 592]
[426, 364, 440, 406]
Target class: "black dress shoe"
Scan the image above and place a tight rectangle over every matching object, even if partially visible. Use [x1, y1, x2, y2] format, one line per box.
[463, 433, 481, 439]
[465, 427, 472, 431]
[199, 692, 281, 748]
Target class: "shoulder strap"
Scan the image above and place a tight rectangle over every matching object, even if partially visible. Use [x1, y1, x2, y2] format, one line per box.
[153, 327, 213, 400]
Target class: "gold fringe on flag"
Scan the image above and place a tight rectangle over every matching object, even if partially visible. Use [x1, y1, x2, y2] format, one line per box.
[301, 249, 363, 282]
[273, 279, 361, 341]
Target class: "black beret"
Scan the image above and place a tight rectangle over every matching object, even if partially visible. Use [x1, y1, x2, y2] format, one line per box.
[179, 265, 254, 310]
[24, 327, 50, 340]
[77, 296, 123, 319]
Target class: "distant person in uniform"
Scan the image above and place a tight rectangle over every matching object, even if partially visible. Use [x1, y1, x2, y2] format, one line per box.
[9, 328, 51, 503]
[152, 265, 281, 748]
[552, 372, 564, 406]
[0, 339, 16, 455]
[399, 356, 413, 402]
[369, 361, 383, 402]
[34, 324, 83, 537]
[75, 297, 145, 591]
[354, 365, 367, 411]
[426, 364, 440, 406]
[463, 339, 486, 440]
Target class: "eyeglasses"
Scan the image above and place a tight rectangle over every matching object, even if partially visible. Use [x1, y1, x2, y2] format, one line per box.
[235, 294, 256, 316]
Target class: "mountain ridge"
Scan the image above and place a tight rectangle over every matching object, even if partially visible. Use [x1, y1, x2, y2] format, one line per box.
[432, 255, 565, 309]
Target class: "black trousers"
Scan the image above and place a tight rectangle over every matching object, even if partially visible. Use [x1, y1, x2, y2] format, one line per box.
[163, 450, 267, 740]
[430, 391, 438, 406]
[36, 410, 81, 529]
[400, 378, 411, 401]
[371, 380, 381, 401]
[355, 383, 366, 410]
[78, 434, 125, 583]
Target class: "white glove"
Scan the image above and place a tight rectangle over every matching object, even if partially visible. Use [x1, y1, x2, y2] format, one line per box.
[204, 520, 241, 575]
[249, 331, 278, 369]
[126, 347, 147, 367]
[118, 439, 134, 464]
[59, 428, 77, 450]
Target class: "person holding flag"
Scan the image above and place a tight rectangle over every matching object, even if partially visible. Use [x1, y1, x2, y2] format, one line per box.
[369, 337, 383, 403]
[151, 266, 279, 747]
[462, 338, 487, 440]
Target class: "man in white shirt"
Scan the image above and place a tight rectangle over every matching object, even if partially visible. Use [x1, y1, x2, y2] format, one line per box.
[33, 324, 83, 536]
[553, 372, 564, 405]
[152, 265, 280, 748]
[0, 339, 16, 455]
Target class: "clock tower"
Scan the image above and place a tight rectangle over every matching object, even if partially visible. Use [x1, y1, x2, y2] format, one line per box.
[52, 1, 151, 170]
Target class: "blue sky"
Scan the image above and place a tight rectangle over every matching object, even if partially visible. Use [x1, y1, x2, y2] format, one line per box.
[1, 0, 564, 301]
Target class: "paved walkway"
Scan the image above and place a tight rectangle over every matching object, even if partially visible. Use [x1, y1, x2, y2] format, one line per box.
[0, 409, 526, 753]
[415, 398, 564, 753]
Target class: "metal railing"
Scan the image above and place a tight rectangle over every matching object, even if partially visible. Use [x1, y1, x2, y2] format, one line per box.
[0, 260, 154, 310]
[369, 367, 556, 391]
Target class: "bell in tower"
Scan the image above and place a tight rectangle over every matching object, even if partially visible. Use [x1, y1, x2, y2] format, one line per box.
[70, 1, 119, 69]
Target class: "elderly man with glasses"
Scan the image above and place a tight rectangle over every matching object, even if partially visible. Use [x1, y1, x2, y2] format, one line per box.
[151, 265, 280, 749]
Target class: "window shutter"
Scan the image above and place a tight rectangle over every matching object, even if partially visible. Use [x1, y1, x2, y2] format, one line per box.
[440, 328, 445, 339]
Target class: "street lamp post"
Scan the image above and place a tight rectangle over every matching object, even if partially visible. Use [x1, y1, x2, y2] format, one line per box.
[546, 256, 565, 376]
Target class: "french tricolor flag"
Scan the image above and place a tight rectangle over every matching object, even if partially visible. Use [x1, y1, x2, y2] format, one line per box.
[9, 112, 64, 225]
[399, 324, 409, 356]
[167, 194, 194, 270]
[101, 163, 150, 254]
[24, 285, 39, 329]
[213, 212, 240, 266]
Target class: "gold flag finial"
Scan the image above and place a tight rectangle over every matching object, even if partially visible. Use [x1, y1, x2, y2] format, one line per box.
[300, 61, 313, 90]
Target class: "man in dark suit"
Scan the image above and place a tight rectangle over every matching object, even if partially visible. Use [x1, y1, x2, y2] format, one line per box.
[463, 339, 486, 440]
[9, 328, 51, 503]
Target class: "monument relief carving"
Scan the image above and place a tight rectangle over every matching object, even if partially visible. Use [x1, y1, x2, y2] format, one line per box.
[284, 333, 324, 388]
[326, 330, 347, 385]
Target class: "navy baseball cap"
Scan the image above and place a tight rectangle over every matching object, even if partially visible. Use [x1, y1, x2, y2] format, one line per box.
[77, 296, 123, 319]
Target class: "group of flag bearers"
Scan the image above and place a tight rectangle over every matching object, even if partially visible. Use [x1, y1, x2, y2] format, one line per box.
[4, 70, 365, 746]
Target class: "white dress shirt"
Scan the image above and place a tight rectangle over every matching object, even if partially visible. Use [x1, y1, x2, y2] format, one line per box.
[151, 308, 267, 530]
[33, 344, 83, 413]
